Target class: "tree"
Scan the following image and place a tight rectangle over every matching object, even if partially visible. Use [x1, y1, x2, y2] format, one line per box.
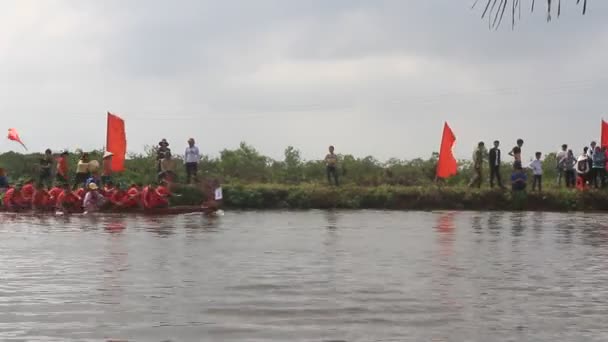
[473, 0, 588, 30]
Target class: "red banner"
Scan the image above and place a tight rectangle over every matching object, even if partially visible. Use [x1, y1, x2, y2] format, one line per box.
[601, 119, 608, 148]
[436, 122, 457, 179]
[106, 112, 126, 172]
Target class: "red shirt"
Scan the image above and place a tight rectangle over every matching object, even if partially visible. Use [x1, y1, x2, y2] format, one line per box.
[3, 188, 25, 208]
[57, 157, 68, 176]
[75, 188, 85, 200]
[32, 189, 51, 208]
[21, 184, 35, 201]
[103, 186, 116, 199]
[123, 187, 141, 207]
[48, 187, 63, 205]
[110, 189, 127, 205]
[143, 186, 169, 209]
[57, 190, 80, 208]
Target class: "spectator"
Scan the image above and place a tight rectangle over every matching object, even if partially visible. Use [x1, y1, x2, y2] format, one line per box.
[556, 144, 568, 187]
[184, 138, 201, 184]
[324, 145, 339, 186]
[488, 140, 505, 189]
[39, 149, 54, 188]
[157, 139, 171, 173]
[511, 163, 527, 192]
[528, 152, 543, 192]
[562, 150, 577, 188]
[576, 147, 591, 188]
[509, 139, 524, 169]
[592, 145, 606, 188]
[468, 142, 485, 188]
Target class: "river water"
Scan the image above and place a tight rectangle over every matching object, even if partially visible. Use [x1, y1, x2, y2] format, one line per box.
[1, 211, 608, 341]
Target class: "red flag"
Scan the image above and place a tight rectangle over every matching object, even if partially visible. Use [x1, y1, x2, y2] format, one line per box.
[106, 112, 127, 172]
[601, 119, 608, 148]
[436, 122, 457, 179]
[7, 128, 27, 151]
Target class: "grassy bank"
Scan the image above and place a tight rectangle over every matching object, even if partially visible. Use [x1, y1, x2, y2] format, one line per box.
[172, 183, 608, 211]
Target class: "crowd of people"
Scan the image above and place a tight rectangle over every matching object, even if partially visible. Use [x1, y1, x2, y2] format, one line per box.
[469, 139, 608, 192]
[0, 138, 204, 213]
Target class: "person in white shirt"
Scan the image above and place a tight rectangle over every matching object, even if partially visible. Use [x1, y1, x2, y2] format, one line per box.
[576, 147, 591, 187]
[184, 138, 201, 184]
[528, 152, 543, 192]
[556, 144, 568, 187]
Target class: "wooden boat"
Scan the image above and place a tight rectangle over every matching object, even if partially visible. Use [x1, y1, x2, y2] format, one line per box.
[0, 205, 220, 216]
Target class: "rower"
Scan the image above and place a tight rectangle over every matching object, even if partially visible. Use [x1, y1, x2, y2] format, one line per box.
[56, 183, 81, 213]
[3, 183, 27, 211]
[143, 181, 170, 209]
[32, 183, 52, 211]
[48, 183, 63, 208]
[83, 183, 106, 213]
[121, 183, 142, 209]
[109, 183, 128, 208]
[21, 179, 35, 206]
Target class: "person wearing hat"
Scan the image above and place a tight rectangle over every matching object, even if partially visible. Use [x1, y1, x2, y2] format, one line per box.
[56, 150, 69, 183]
[83, 182, 106, 213]
[102, 151, 114, 185]
[184, 138, 201, 184]
[157, 139, 171, 173]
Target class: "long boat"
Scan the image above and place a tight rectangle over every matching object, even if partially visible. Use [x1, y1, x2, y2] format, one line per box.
[0, 205, 221, 216]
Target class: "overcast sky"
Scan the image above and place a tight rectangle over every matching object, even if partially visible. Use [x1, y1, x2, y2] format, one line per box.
[0, 0, 606, 162]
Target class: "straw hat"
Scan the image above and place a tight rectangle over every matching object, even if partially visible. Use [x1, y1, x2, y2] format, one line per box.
[88, 183, 99, 190]
[103, 151, 114, 159]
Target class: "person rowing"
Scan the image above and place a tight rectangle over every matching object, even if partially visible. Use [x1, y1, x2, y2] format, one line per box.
[48, 183, 63, 208]
[3, 183, 28, 212]
[32, 183, 52, 211]
[56, 183, 81, 214]
[143, 181, 170, 209]
[119, 183, 142, 209]
[21, 179, 35, 207]
[83, 183, 107, 213]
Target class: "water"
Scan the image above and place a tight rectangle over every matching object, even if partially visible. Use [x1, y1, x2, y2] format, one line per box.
[1, 211, 608, 341]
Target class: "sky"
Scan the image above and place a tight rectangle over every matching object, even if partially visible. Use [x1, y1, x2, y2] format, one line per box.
[0, 0, 606, 162]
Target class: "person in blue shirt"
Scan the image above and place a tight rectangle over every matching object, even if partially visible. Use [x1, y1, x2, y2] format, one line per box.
[511, 164, 527, 192]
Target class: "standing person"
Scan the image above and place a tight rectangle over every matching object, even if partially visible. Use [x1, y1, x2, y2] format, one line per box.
[157, 139, 170, 173]
[75, 152, 91, 188]
[488, 140, 504, 189]
[576, 147, 591, 189]
[528, 152, 543, 192]
[159, 151, 177, 182]
[563, 150, 577, 188]
[56, 151, 69, 183]
[511, 164, 528, 192]
[592, 146, 606, 188]
[101, 151, 114, 185]
[556, 144, 568, 187]
[324, 145, 339, 186]
[468, 142, 485, 188]
[184, 138, 201, 184]
[39, 149, 54, 188]
[509, 139, 524, 168]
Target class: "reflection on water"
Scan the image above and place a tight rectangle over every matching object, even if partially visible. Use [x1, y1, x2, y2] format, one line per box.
[1, 211, 608, 341]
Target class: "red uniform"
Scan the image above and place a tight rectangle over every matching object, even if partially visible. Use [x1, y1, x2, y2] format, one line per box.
[110, 189, 127, 206]
[104, 186, 116, 200]
[3, 188, 26, 209]
[32, 189, 51, 209]
[21, 183, 35, 202]
[143, 186, 169, 209]
[57, 190, 81, 209]
[122, 187, 141, 208]
[48, 187, 63, 206]
[57, 156, 68, 179]
[75, 188, 85, 201]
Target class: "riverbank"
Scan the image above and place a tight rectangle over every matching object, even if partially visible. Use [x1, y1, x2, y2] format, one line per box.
[172, 183, 608, 211]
